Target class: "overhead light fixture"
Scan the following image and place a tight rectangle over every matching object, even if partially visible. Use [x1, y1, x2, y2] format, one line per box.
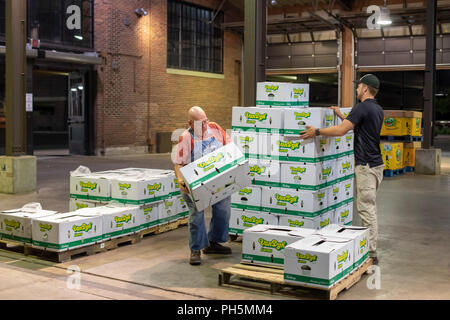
[74, 35, 83, 40]
[271, 0, 278, 5]
[71, 88, 78, 92]
[135, 8, 148, 17]
[78, 85, 84, 91]
[378, 1, 392, 25]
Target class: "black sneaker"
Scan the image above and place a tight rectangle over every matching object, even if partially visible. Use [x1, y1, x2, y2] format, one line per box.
[189, 251, 201, 265]
[203, 242, 232, 255]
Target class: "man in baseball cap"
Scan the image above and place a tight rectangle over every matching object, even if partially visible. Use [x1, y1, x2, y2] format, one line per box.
[299, 73, 385, 265]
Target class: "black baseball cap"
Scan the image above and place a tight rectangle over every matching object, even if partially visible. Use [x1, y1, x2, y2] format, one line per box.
[355, 74, 380, 90]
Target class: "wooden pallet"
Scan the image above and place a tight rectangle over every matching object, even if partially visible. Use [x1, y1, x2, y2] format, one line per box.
[0, 218, 189, 262]
[219, 258, 373, 300]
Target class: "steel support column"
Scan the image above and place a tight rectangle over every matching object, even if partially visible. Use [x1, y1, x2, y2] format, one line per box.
[5, 0, 27, 156]
[244, 0, 266, 106]
[423, 0, 437, 149]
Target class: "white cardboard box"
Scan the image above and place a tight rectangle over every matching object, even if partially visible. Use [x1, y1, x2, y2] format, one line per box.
[256, 82, 299, 107]
[284, 235, 354, 289]
[335, 107, 353, 126]
[110, 172, 173, 205]
[0, 203, 57, 243]
[232, 107, 284, 133]
[284, 108, 334, 135]
[261, 187, 328, 216]
[279, 136, 333, 162]
[69, 198, 109, 212]
[180, 143, 251, 212]
[31, 212, 103, 252]
[231, 131, 259, 158]
[327, 184, 342, 208]
[229, 208, 279, 235]
[340, 178, 354, 201]
[291, 84, 310, 107]
[138, 202, 161, 230]
[278, 210, 331, 230]
[248, 160, 281, 187]
[316, 224, 370, 269]
[231, 186, 262, 211]
[70, 170, 121, 201]
[257, 133, 283, 161]
[76, 204, 141, 240]
[279, 162, 327, 190]
[242, 225, 317, 266]
[336, 155, 355, 178]
[341, 131, 354, 153]
[330, 136, 344, 156]
[158, 197, 179, 224]
[333, 203, 353, 226]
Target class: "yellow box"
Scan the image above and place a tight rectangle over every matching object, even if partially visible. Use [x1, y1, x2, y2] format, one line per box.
[381, 110, 407, 136]
[403, 142, 421, 168]
[381, 142, 404, 170]
[404, 111, 422, 137]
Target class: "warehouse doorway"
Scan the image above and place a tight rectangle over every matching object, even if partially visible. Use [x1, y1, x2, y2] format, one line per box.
[68, 71, 86, 155]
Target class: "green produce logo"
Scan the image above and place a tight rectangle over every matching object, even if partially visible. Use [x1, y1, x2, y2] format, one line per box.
[258, 238, 287, 251]
[114, 214, 132, 224]
[337, 250, 349, 263]
[346, 135, 352, 142]
[360, 238, 367, 249]
[345, 183, 351, 190]
[322, 167, 332, 177]
[39, 223, 52, 232]
[265, 84, 279, 93]
[80, 181, 97, 191]
[278, 140, 300, 151]
[294, 112, 311, 119]
[147, 183, 162, 191]
[250, 165, 266, 175]
[245, 112, 268, 122]
[320, 218, 330, 228]
[274, 193, 299, 204]
[296, 252, 318, 262]
[288, 219, 304, 227]
[342, 162, 350, 170]
[320, 139, 328, 147]
[72, 223, 92, 233]
[239, 136, 254, 143]
[290, 167, 306, 174]
[334, 137, 341, 144]
[239, 188, 252, 195]
[385, 117, 395, 127]
[4, 219, 20, 230]
[318, 192, 326, 200]
[118, 183, 131, 190]
[292, 88, 305, 97]
[241, 215, 263, 225]
[197, 153, 224, 171]
[340, 210, 349, 218]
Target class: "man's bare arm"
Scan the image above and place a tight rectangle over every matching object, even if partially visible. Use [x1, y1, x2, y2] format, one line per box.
[174, 164, 189, 194]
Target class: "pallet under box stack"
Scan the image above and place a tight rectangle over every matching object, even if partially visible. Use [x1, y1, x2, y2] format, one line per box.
[229, 82, 356, 237]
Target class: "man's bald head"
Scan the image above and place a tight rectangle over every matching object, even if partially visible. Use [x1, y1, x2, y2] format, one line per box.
[188, 106, 207, 121]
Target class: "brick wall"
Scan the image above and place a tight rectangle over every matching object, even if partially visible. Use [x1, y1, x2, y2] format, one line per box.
[94, 0, 243, 155]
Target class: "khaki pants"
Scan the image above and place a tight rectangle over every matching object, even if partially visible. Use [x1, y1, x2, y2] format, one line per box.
[355, 164, 384, 256]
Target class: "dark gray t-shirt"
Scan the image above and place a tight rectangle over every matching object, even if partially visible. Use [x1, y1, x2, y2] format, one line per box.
[346, 98, 384, 168]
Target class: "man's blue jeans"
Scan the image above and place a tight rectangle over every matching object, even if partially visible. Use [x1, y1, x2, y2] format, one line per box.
[182, 194, 231, 252]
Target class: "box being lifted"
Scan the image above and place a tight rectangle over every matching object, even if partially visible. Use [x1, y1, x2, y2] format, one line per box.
[180, 143, 251, 212]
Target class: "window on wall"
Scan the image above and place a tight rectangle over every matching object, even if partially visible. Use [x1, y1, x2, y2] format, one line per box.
[0, 0, 93, 49]
[167, 0, 224, 74]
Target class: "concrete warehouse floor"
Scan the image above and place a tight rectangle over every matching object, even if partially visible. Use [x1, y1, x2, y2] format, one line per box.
[0, 148, 449, 300]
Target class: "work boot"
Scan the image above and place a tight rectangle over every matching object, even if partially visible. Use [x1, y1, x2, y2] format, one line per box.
[203, 242, 232, 255]
[370, 251, 379, 265]
[189, 250, 201, 265]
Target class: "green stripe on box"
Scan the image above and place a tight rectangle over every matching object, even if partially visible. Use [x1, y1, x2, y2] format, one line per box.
[0, 233, 32, 244]
[242, 253, 284, 265]
[256, 128, 284, 134]
[189, 156, 246, 189]
[256, 100, 308, 107]
[279, 182, 327, 191]
[284, 264, 354, 287]
[103, 225, 141, 239]
[112, 194, 169, 205]
[231, 203, 262, 211]
[252, 180, 281, 188]
[232, 126, 257, 132]
[70, 194, 111, 202]
[32, 235, 103, 250]
[354, 252, 370, 268]
[229, 228, 243, 235]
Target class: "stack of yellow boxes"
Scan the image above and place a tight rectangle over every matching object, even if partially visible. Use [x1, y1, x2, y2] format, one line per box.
[380, 110, 422, 176]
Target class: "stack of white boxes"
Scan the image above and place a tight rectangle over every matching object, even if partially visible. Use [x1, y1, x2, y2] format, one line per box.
[242, 223, 370, 289]
[230, 82, 355, 236]
[69, 167, 189, 231]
